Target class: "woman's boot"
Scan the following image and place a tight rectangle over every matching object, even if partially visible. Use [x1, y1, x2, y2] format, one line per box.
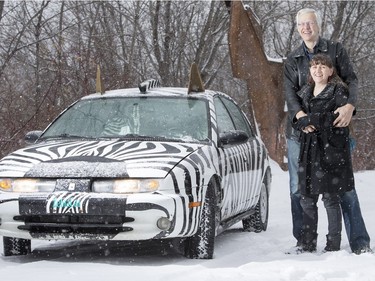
[324, 234, 341, 252]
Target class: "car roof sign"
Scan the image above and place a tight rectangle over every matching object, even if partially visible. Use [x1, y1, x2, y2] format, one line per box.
[138, 79, 160, 94]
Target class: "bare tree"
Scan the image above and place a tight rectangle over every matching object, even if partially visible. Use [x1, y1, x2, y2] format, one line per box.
[0, 1, 4, 22]
[0, 0, 374, 169]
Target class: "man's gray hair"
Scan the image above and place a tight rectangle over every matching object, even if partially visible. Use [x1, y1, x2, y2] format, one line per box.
[296, 8, 322, 30]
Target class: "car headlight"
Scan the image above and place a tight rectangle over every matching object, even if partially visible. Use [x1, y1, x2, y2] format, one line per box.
[0, 178, 56, 193]
[92, 179, 160, 193]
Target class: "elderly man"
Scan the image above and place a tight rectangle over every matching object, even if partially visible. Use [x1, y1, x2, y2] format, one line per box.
[283, 7, 371, 254]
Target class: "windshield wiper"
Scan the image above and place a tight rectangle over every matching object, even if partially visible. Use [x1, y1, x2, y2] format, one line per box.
[41, 133, 94, 140]
[114, 134, 177, 142]
[118, 133, 162, 139]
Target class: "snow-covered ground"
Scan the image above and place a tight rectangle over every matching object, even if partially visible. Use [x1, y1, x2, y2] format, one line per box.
[1, 160, 374, 281]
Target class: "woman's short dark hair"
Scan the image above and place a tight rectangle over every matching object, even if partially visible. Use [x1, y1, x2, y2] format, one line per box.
[310, 53, 334, 68]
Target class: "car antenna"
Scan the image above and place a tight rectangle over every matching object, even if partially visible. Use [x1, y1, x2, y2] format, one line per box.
[188, 62, 205, 94]
[96, 64, 105, 94]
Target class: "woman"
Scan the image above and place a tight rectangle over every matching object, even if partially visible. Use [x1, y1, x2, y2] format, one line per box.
[292, 53, 354, 253]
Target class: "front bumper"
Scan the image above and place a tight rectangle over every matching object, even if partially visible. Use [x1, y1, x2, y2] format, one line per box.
[0, 191, 199, 241]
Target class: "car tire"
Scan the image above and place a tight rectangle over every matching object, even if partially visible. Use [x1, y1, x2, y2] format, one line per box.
[184, 180, 218, 259]
[242, 175, 269, 233]
[3, 236, 31, 256]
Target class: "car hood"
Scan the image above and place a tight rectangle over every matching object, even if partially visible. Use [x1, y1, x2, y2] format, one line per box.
[0, 140, 205, 178]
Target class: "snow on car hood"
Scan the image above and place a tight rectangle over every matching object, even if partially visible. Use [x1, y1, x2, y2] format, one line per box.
[0, 140, 204, 178]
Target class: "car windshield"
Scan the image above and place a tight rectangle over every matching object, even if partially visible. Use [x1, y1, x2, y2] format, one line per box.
[42, 96, 210, 142]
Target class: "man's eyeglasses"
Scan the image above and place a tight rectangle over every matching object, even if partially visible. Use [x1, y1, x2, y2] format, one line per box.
[297, 21, 316, 27]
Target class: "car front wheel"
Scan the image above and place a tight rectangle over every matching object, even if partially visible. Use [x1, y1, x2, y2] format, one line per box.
[183, 180, 218, 259]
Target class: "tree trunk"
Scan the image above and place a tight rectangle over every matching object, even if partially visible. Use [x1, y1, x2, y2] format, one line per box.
[227, 1, 287, 170]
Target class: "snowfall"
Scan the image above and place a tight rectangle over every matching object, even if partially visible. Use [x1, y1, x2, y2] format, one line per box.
[0, 160, 374, 281]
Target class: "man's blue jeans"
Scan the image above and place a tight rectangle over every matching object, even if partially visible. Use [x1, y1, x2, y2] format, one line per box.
[287, 138, 370, 252]
[287, 138, 303, 244]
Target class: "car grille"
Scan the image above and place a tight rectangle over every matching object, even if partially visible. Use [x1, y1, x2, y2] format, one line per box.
[14, 215, 134, 235]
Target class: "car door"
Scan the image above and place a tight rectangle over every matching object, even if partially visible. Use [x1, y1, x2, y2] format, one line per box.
[214, 96, 264, 220]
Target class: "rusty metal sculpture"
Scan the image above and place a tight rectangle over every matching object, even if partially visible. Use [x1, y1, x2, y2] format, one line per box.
[226, 1, 288, 170]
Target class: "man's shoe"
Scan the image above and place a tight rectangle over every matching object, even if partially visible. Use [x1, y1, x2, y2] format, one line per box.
[285, 246, 304, 255]
[302, 245, 317, 253]
[285, 245, 316, 255]
[285, 245, 300, 255]
[285, 240, 304, 254]
[353, 246, 373, 255]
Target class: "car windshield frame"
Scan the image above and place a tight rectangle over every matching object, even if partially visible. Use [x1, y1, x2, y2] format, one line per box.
[41, 95, 211, 143]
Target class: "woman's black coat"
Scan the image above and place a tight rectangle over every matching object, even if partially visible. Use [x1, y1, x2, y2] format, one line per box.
[293, 82, 354, 195]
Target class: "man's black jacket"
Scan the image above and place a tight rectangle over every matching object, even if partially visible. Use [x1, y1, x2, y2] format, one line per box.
[283, 37, 358, 141]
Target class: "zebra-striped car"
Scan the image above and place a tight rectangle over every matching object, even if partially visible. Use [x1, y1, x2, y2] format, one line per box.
[0, 79, 271, 259]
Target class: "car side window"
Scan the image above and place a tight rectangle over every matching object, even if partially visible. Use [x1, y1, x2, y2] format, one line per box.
[216, 96, 254, 137]
[214, 97, 236, 134]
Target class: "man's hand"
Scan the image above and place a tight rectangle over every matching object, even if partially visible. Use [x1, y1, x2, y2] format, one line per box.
[334, 104, 355, 127]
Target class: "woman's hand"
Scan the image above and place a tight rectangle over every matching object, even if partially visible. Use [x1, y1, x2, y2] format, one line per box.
[296, 110, 316, 133]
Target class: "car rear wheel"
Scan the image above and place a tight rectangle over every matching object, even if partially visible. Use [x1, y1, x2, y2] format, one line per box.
[3, 236, 31, 256]
[184, 180, 218, 259]
[242, 175, 269, 233]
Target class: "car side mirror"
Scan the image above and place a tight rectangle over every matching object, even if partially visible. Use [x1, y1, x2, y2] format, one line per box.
[25, 130, 43, 145]
[218, 130, 249, 146]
